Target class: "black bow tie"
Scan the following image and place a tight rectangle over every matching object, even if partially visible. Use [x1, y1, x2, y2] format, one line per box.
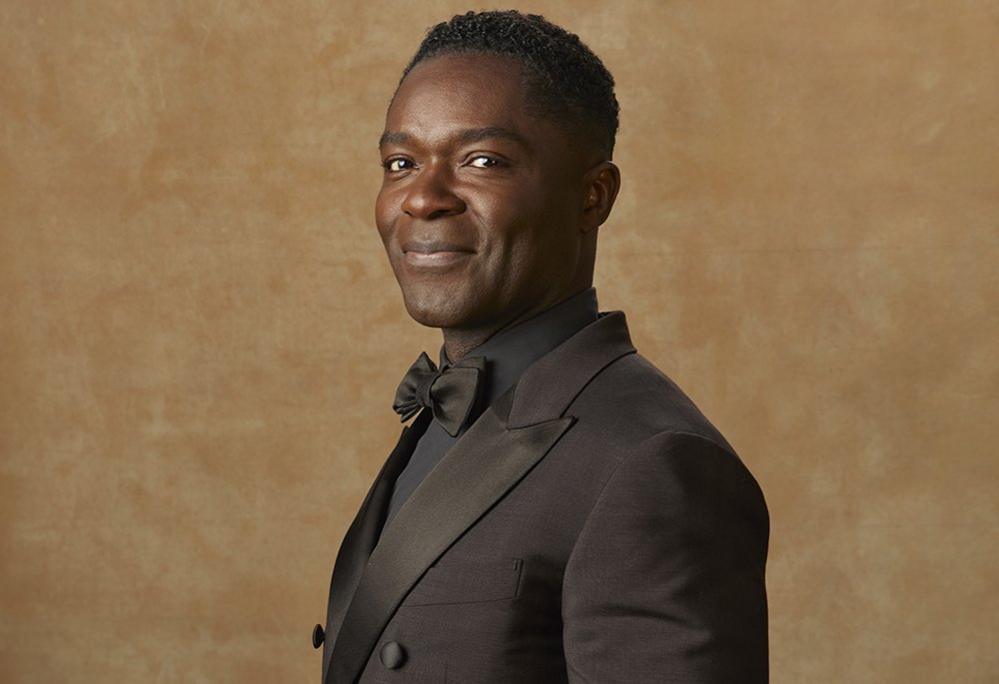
[392, 351, 487, 437]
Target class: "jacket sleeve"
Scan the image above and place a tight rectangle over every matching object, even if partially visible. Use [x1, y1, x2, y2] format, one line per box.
[561, 430, 770, 683]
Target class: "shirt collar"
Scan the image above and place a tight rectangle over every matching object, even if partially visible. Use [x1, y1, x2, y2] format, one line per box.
[437, 286, 600, 412]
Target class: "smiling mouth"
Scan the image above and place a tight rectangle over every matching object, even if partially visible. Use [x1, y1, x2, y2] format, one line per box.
[402, 250, 473, 269]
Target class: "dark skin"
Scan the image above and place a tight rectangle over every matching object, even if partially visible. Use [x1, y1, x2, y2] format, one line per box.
[375, 51, 620, 363]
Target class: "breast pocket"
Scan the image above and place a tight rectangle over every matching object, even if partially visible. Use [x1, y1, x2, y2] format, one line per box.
[403, 554, 523, 607]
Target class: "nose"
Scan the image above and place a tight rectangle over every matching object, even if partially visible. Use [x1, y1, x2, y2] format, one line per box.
[400, 162, 465, 220]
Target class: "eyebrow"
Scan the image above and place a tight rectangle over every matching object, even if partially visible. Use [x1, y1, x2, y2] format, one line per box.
[378, 126, 531, 150]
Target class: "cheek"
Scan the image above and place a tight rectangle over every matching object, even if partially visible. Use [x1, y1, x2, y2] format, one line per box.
[482, 218, 552, 282]
[472, 178, 550, 243]
[502, 194, 576, 277]
[473, 198, 535, 268]
[374, 190, 396, 243]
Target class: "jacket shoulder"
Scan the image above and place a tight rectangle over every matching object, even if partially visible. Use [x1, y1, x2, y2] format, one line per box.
[568, 350, 738, 457]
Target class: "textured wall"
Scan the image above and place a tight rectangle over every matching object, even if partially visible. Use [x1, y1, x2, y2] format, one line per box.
[1, 1, 996, 682]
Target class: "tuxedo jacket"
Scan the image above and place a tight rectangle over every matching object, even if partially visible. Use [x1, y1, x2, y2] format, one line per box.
[320, 310, 769, 683]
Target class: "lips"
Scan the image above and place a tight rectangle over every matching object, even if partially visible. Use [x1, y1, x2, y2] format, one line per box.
[399, 237, 476, 271]
[402, 239, 476, 254]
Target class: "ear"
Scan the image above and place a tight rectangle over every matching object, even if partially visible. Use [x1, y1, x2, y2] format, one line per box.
[580, 161, 621, 234]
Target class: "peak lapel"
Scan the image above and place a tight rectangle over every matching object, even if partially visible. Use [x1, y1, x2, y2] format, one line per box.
[508, 310, 637, 428]
[326, 386, 575, 684]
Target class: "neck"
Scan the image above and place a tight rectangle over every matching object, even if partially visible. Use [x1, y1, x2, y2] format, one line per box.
[441, 284, 592, 363]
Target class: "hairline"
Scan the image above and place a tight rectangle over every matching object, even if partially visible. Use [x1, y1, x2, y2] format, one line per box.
[392, 49, 611, 160]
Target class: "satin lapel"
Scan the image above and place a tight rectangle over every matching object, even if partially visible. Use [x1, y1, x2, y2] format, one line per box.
[322, 409, 432, 683]
[326, 386, 575, 684]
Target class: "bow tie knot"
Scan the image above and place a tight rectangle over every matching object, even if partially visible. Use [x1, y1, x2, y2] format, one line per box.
[392, 351, 486, 437]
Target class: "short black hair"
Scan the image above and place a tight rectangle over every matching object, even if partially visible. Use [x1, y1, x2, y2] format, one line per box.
[398, 10, 619, 160]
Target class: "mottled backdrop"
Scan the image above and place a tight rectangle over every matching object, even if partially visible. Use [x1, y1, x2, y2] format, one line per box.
[1, 1, 996, 682]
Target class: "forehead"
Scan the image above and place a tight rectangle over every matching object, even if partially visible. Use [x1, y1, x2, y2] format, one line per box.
[384, 52, 539, 145]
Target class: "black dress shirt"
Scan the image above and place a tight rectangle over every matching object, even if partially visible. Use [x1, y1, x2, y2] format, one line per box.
[380, 286, 600, 538]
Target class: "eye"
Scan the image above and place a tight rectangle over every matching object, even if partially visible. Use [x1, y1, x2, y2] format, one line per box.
[382, 158, 413, 173]
[468, 155, 503, 169]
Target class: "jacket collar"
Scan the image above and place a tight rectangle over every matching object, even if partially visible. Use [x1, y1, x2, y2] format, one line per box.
[436, 286, 599, 432]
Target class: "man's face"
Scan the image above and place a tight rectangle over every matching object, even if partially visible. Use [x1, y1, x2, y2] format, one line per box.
[375, 52, 590, 330]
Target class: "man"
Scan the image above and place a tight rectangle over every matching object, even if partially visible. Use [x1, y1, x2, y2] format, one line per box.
[317, 10, 769, 683]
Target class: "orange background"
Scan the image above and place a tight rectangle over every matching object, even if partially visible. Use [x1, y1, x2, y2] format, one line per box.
[1, 2, 996, 682]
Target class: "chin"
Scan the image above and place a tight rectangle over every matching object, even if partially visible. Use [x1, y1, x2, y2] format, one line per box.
[399, 285, 472, 329]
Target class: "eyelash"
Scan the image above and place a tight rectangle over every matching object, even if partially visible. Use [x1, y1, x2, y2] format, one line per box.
[381, 155, 504, 172]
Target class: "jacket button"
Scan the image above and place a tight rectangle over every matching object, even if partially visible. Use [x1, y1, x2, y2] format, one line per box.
[379, 640, 407, 669]
[312, 624, 325, 649]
